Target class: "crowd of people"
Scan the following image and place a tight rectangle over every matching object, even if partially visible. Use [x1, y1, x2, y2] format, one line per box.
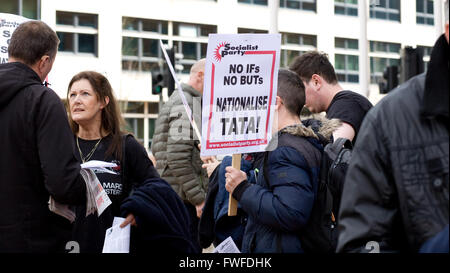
[0, 1, 448, 253]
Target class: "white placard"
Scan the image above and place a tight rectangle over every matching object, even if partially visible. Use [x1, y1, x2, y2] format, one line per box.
[201, 34, 281, 156]
[212, 236, 241, 253]
[0, 13, 30, 64]
[102, 217, 131, 253]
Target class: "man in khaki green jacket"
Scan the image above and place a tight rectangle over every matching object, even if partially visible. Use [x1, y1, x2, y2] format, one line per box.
[151, 59, 207, 252]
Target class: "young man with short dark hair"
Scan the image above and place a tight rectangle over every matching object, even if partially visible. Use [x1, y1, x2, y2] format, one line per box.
[289, 51, 373, 143]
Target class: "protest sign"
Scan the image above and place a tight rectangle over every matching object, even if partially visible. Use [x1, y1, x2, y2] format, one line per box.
[0, 13, 30, 64]
[201, 34, 281, 157]
[201, 34, 280, 215]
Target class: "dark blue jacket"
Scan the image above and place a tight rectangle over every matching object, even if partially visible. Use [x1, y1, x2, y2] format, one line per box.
[120, 177, 197, 253]
[233, 124, 323, 253]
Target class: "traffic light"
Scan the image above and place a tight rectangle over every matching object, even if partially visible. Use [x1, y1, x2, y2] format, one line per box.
[152, 72, 164, 95]
[378, 65, 398, 94]
[400, 47, 424, 83]
[165, 48, 176, 97]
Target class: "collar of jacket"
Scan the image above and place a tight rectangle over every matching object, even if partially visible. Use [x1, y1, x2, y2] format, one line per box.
[180, 83, 202, 97]
[421, 34, 449, 120]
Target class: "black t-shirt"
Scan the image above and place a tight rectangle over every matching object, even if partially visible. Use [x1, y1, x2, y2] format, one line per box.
[72, 134, 159, 253]
[326, 90, 373, 142]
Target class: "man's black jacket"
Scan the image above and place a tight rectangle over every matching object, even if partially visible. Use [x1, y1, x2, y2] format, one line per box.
[337, 35, 449, 252]
[0, 62, 86, 252]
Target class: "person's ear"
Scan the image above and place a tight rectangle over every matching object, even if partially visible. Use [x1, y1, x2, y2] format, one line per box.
[275, 95, 283, 110]
[311, 74, 322, 89]
[38, 55, 50, 73]
[101, 96, 110, 109]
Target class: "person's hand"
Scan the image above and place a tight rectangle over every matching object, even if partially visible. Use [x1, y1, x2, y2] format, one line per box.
[225, 166, 247, 194]
[195, 201, 205, 218]
[202, 157, 220, 177]
[120, 213, 137, 228]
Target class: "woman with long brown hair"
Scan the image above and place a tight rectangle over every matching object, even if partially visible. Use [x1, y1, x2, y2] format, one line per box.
[67, 71, 159, 253]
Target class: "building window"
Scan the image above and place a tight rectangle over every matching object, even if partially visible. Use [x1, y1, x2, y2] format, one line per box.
[238, 0, 268, 5]
[335, 37, 359, 83]
[0, 0, 40, 19]
[122, 18, 215, 74]
[56, 11, 98, 56]
[280, 0, 316, 12]
[369, 41, 401, 83]
[280, 32, 317, 67]
[335, 37, 359, 50]
[122, 17, 168, 34]
[335, 54, 359, 83]
[370, 41, 401, 53]
[416, 0, 434, 25]
[335, 0, 358, 16]
[121, 101, 158, 150]
[370, 0, 400, 22]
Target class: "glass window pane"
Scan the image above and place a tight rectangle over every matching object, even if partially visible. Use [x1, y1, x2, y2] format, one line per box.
[426, 18, 434, 25]
[122, 37, 138, 56]
[417, 16, 425, 24]
[161, 22, 168, 34]
[335, 6, 345, 14]
[23, 0, 37, 19]
[56, 11, 74, 25]
[78, 14, 97, 28]
[347, 55, 359, 70]
[303, 2, 316, 11]
[348, 7, 358, 16]
[416, 0, 424, 12]
[122, 60, 139, 71]
[348, 74, 359, 83]
[335, 38, 346, 48]
[120, 102, 144, 113]
[142, 19, 159, 32]
[200, 25, 217, 36]
[426, 0, 434, 13]
[141, 61, 160, 72]
[182, 63, 193, 74]
[388, 12, 400, 21]
[57, 32, 74, 52]
[124, 118, 144, 142]
[388, 43, 400, 53]
[335, 54, 346, 70]
[201, 43, 208, 58]
[348, 39, 358, 49]
[149, 102, 159, 114]
[287, 50, 300, 66]
[148, 119, 156, 143]
[78, 34, 96, 53]
[122, 17, 139, 31]
[376, 11, 387, 19]
[302, 35, 316, 46]
[254, 0, 268, 5]
[337, 73, 346, 82]
[143, 39, 159, 57]
[0, 0, 19, 14]
[181, 42, 197, 60]
[287, 0, 300, 9]
[287, 33, 300, 44]
[389, 0, 400, 10]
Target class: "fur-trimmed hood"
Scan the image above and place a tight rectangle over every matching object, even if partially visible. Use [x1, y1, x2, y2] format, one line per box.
[266, 114, 341, 151]
[279, 114, 341, 140]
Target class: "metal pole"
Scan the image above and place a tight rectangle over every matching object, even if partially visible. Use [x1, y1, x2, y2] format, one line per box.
[359, 0, 369, 97]
[434, 0, 443, 37]
[268, 0, 278, 34]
